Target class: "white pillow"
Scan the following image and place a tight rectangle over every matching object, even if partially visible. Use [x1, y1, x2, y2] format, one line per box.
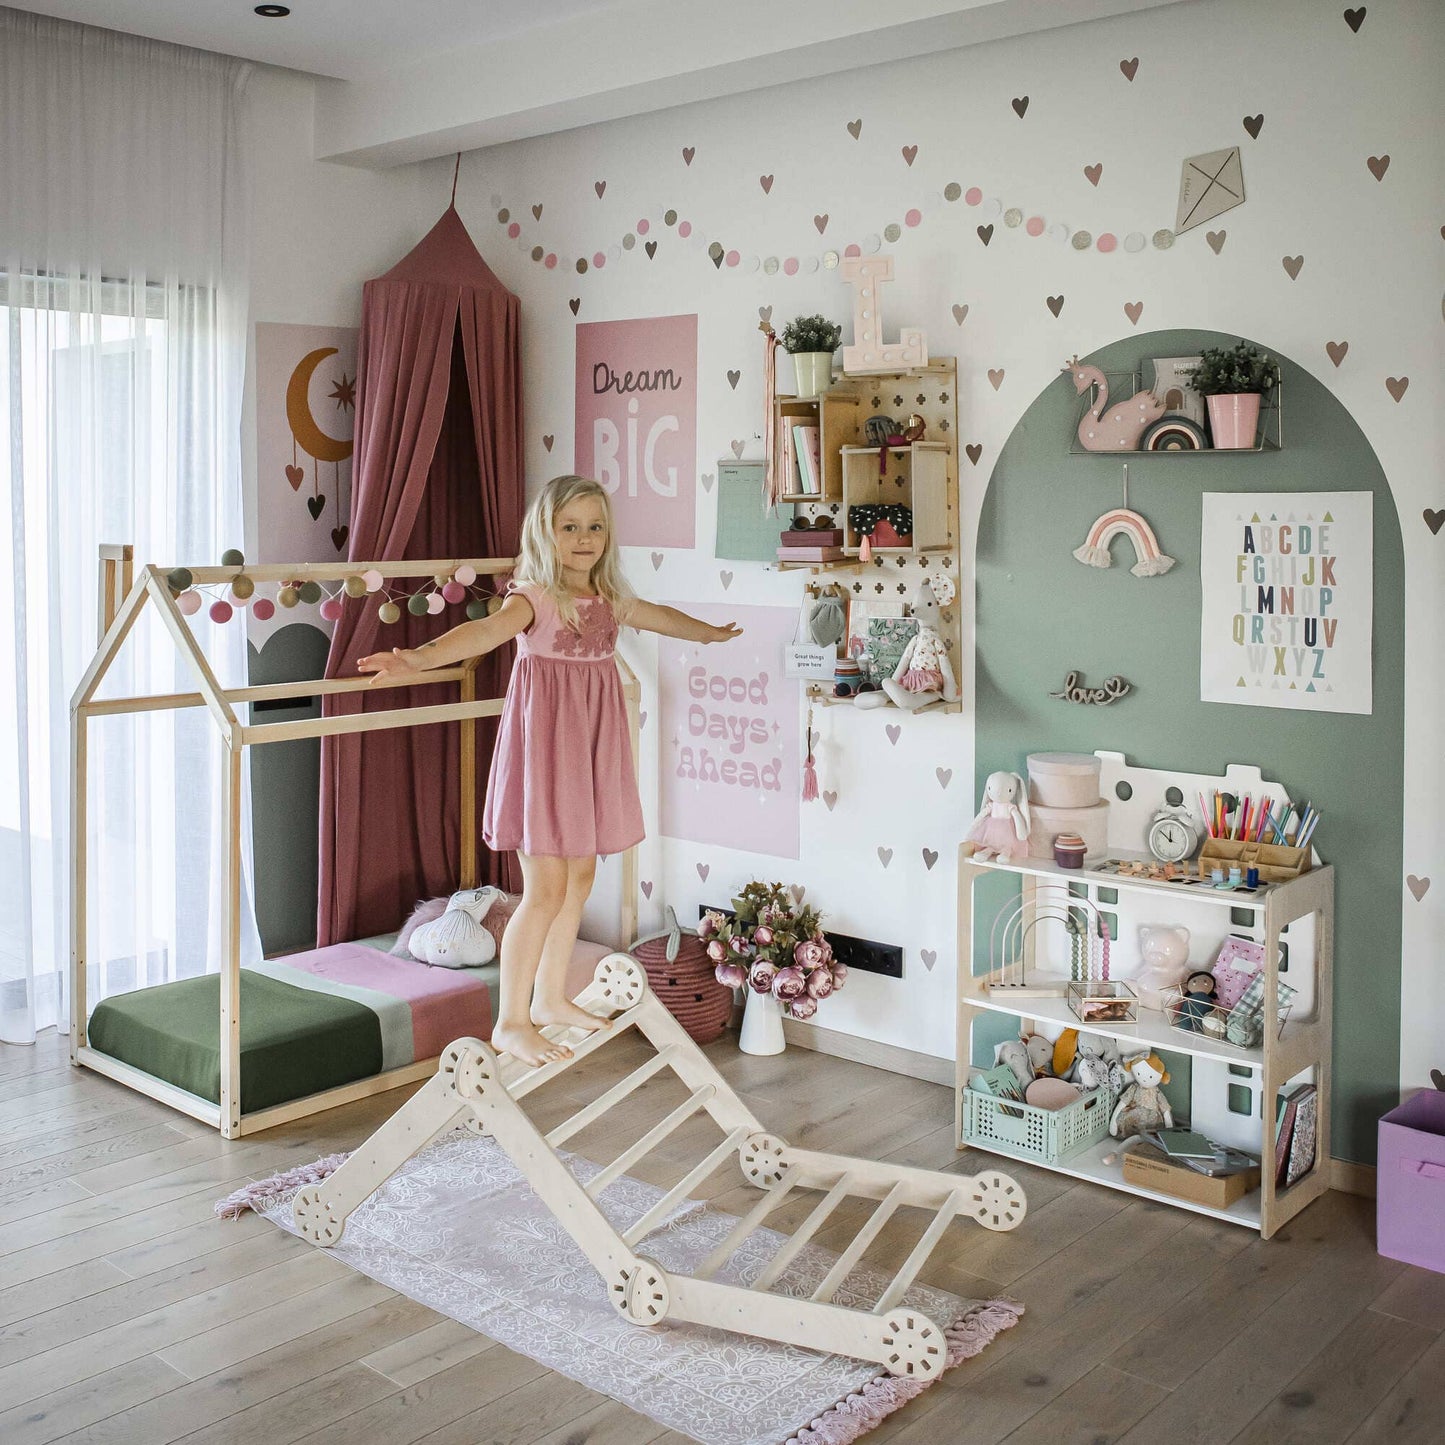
[408, 886, 506, 968]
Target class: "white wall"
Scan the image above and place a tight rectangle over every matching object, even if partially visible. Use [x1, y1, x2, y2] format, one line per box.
[248, 0, 1443, 1091]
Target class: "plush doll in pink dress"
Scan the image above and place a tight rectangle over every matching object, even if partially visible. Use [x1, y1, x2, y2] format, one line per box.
[964, 770, 1031, 862]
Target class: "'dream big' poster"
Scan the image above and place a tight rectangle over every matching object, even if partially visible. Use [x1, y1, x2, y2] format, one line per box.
[1199, 492, 1372, 715]
[575, 314, 697, 549]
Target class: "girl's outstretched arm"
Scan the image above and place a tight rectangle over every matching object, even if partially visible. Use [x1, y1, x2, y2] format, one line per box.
[627, 601, 741, 644]
[357, 593, 533, 683]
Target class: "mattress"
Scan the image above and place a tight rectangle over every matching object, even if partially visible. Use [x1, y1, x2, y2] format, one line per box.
[86, 932, 614, 1114]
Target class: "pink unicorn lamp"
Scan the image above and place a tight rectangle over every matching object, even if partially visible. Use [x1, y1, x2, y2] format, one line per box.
[1065, 358, 1165, 451]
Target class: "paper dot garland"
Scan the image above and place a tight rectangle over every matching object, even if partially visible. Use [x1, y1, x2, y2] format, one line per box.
[496, 178, 1178, 284]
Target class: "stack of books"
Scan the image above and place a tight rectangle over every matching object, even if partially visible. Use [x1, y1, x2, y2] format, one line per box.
[1274, 1082, 1318, 1187]
[789, 424, 821, 495]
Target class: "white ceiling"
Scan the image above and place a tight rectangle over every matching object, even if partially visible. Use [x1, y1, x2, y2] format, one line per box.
[12, 0, 631, 80]
[16, 0, 1196, 166]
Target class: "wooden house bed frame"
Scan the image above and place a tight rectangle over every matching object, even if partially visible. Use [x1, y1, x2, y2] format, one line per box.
[70, 545, 641, 1139]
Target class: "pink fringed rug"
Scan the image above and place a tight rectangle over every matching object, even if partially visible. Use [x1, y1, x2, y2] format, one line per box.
[218, 1134, 1021, 1445]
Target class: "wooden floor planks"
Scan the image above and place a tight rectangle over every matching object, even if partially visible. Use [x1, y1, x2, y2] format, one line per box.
[0, 1025, 1439, 1445]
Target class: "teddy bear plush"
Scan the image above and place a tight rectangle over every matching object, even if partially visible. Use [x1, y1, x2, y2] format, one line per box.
[1135, 924, 1192, 1010]
[1109, 1052, 1174, 1139]
[964, 771, 1031, 862]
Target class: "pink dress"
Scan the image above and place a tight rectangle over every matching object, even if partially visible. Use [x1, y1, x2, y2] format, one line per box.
[482, 581, 645, 858]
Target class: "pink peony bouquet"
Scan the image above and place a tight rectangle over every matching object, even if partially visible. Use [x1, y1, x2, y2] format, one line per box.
[703, 880, 846, 1020]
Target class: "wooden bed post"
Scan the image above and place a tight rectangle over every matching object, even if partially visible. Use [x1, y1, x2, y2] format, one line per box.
[97, 544, 133, 638]
[220, 743, 244, 1137]
[459, 656, 479, 890]
[618, 656, 641, 947]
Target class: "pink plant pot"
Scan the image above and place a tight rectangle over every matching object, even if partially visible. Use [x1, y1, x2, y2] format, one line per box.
[1207, 392, 1262, 450]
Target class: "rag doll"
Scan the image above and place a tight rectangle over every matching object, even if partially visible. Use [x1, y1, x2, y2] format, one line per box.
[407, 886, 506, 968]
[964, 771, 1031, 862]
[1179, 970, 1219, 1032]
[1109, 1052, 1174, 1140]
[882, 578, 958, 712]
[1135, 925, 1192, 1011]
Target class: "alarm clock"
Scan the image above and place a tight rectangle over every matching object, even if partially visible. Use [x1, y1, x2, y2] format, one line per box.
[1147, 808, 1201, 864]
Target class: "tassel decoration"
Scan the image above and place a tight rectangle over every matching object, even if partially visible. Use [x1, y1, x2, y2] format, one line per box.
[801, 703, 819, 802]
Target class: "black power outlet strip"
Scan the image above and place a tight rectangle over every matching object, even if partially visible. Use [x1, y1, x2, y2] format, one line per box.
[698, 905, 904, 979]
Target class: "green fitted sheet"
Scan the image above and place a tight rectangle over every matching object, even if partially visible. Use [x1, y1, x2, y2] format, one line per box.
[86, 970, 383, 1113]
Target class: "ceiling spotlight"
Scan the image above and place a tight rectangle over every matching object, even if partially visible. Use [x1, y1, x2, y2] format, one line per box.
[254, 4, 290, 15]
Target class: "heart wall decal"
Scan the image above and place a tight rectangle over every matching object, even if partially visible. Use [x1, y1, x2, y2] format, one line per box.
[951, 303, 969, 326]
[569, 298, 581, 315]
[901, 145, 918, 167]
[847, 118, 862, 139]
[886, 724, 901, 745]
[1326, 340, 1349, 367]
[307, 495, 326, 520]
[331, 526, 348, 552]
[922, 848, 939, 870]
[640, 880, 653, 898]
[285, 464, 305, 490]
[1424, 509, 1444, 536]
[1344, 7, 1366, 32]
[1124, 301, 1144, 326]
[1406, 874, 1430, 901]
[1243, 114, 1264, 139]
[726, 370, 740, 389]
[976, 224, 994, 246]
[1206, 230, 1227, 254]
[759, 174, 774, 194]
[823, 791, 838, 811]
[920, 949, 938, 971]
[988, 368, 1005, 390]
[1084, 163, 1102, 187]
[1282, 255, 1304, 280]
[936, 767, 953, 789]
[965, 444, 982, 466]
[542, 434, 554, 451]
[1385, 376, 1410, 402]
[1011, 96, 1029, 118]
[1120, 57, 1139, 81]
[1367, 154, 1391, 181]
[1046, 295, 1065, 317]
[877, 847, 893, 868]
[681, 146, 695, 166]
[696, 863, 710, 881]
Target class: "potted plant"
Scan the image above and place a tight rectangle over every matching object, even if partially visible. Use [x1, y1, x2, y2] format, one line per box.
[779, 314, 842, 400]
[702, 881, 846, 1055]
[1188, 341, 1277, 450]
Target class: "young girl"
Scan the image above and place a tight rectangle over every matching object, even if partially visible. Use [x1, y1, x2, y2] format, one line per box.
[358, 475, 740, 1067]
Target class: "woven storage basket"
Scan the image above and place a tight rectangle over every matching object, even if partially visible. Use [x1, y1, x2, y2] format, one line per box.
[630, 907, 733, 1045]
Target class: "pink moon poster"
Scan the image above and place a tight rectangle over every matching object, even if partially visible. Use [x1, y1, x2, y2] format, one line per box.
[658, 602, 799, 859]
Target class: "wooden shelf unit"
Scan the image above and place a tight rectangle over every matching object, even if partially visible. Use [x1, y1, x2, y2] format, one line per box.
[840, 442, 950, 554]
[955, 846, 1334, 1240]
[777, 391, 859, 502]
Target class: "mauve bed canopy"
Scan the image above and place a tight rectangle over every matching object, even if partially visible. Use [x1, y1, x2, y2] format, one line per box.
[318, 203, 525, 947]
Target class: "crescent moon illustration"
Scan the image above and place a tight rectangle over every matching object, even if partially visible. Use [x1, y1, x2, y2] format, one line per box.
[286, 347, 353, 465]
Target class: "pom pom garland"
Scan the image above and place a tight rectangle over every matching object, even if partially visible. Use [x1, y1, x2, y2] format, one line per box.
[176, 590, 202, 616]
[166, 567, 193, 592]
[407, 593, 429, 616]
[378, 601, 401, 624]
[297, 581, 323, 606]
[220, 548, 245, 568]
[230, 575, 255, 601]
[465, 599, 488, 621]
[343, 574, 368, 598]
[425, 593, 445, 615]
[319, 597, 343, 621]
[208, 599, 233, 624]
[278, 585, 300, 608]
[442, 580, 466, 604]
[250, 597, 275, 621]
[454, 564, 477, 586]
[362, 569, 384, 593]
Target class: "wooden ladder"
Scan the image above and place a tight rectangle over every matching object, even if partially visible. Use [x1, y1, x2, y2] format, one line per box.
[293, 954, 1025, 1380]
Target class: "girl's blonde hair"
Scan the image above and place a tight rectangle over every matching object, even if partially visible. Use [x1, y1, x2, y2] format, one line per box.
[515, 474, 635, 629]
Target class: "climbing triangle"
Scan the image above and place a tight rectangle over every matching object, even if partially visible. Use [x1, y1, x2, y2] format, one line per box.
[293, 954, 1025, 1379]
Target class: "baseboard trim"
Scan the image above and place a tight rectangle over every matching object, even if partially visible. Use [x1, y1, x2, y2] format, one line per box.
[1330, 1158, 1377, 1198]
[779, 1018, 954, 1086]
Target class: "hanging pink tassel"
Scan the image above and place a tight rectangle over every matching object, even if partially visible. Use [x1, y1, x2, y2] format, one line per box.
[801, 703, 819, 802]
[802, 752, 819, 802]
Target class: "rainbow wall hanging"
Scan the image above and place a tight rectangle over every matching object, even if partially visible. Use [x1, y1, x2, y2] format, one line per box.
[1073, 507, 1176, 577]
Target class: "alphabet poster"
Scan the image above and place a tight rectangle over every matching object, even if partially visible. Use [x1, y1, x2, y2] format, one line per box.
[1199, 492, 1372, 714]
[575, 314, 697, 548]
[658, 602, 799, 858]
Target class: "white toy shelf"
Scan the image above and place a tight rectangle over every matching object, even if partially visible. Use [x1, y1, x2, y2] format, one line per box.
[955, 752, 1334, 1240]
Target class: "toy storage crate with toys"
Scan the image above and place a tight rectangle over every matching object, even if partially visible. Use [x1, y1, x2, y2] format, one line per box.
[957, 751, 1334, 1240]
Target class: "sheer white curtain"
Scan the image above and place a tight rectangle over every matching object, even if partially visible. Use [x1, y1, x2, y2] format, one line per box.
[0, 7, 261, 1044]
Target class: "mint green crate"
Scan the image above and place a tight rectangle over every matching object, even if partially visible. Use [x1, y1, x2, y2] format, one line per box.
[961, 1083, 1111, 1164]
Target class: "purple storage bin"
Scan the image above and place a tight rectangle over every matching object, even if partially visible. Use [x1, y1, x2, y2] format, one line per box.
[1377, 1089, 1445, 1274]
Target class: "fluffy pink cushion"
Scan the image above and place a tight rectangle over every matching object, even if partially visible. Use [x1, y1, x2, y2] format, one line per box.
[391, 892, 521, 959]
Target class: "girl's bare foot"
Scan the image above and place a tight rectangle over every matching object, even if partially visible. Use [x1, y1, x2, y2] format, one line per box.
[532, 998, 611, 1035]
[491, 1020, 573, 1067]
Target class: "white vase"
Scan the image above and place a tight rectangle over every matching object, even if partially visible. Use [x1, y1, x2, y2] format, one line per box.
[739, 988, 786, 1055]
[791, 351, 835, 400]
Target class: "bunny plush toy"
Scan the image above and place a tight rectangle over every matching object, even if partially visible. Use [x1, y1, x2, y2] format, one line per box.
[964, 771, 1031, 862]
